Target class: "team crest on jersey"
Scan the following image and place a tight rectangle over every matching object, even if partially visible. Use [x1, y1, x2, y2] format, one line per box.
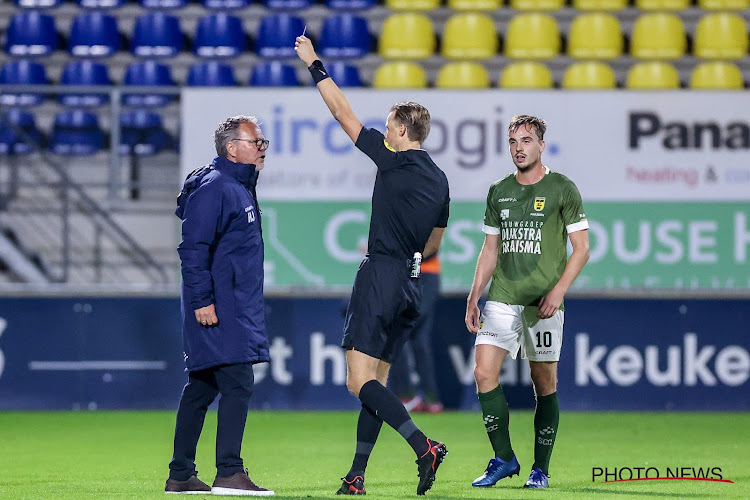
[534, 197, 546, 211]
[500, 209, 510, 220]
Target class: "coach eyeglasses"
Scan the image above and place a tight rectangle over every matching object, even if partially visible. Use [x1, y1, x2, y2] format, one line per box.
[233, 138, 270, 150]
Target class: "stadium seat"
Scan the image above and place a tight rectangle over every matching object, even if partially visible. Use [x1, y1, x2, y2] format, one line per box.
[250, 61, 299, 86]
[123, 61, 176, 107]
[0, 109, 43, 155]
[372, 61, 427, 88]
[327, 62, 364, 87]
[510, 0, 565, 10]
[15, 0, 61, 7]
[379, 14, 435, 59]
[194, 13, 247, 58]
[499, 61, 553, 89]
[694, 13, 749, 60]
[5, 11, 58, 56]
[698, 0, 749, 9]
[204, 0, 252, 8]
[68, 12, 121, 58]
[690, 61, 744, 89]
[630, 14, 686, 60]
[120, 111, 171, 156]
[562, 62, 616, 89]
[264, 0, 312, 8]
[78, 0, 126, 8]
[50, 110, 105, 156]
[256, 14, 305, 58]
[131, 13, 183, 58]
[626, 62, 680, 89]
[573, 0, 627, 10]
[504, 14, 560, 60]
[0, 60, 48, 106]
[635, 0, 689, 10]
[59, 60, 111, 107]
[386, 0, 440, 10]
[442, 13, 498, 60]
[140, 0, 188, 7]
[319, 14, 371, 58]
[187, 61, 237, 86]
[436, 62, 490, 89]
[326, 0, 377, 8]
[567, 13, 623, 60]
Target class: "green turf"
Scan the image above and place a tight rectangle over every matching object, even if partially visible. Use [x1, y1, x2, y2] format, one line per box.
[0, 411, 748, 499]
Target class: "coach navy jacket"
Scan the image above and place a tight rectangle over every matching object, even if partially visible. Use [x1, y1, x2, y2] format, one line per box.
[176, 155, 269, 371]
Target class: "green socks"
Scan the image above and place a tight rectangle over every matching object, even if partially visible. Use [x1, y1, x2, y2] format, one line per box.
[532, 392, 559, 475]
[478, 385, 514, 461]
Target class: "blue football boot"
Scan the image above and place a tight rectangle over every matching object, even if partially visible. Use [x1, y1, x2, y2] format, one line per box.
[471, 455, 521, 487]
[523, 468, 549, 488]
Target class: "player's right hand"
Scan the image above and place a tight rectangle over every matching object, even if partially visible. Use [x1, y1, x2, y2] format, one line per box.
[465, 303, 480, 334]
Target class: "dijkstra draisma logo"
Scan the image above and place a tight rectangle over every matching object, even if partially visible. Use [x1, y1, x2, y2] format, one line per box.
[592, 466, 734, 484]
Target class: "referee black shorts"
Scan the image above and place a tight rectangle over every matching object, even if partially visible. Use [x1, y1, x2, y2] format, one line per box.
[342, 254, 422, 363]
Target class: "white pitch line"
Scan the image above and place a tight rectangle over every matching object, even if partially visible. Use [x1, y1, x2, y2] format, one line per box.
[28, 361, 167, 371]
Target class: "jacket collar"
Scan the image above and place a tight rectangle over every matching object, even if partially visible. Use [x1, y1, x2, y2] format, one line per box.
[212, 156, 257, 187]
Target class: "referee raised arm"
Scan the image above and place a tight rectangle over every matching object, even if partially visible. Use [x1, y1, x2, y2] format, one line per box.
[295, 36, 451, 496]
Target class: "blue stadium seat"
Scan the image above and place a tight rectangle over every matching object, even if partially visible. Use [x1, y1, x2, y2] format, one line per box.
[50, 110, 105, 156]
[327, 62, 364, 87]
[262, 0, 312, 8]
[14, 0, 62, 8]
[131, 13, 184, 58]
[68, 12, 121, 58]
[194, 13, 247, 58]
[319, 14, 371, 58]
[77, 0, 126, 8]
[59, 61, 111, 107]
[120, 111, 172, 155]
[0, 60, 48, 106]
[203, 0, 252, 8]
[0, 109, 43, 155]
[249, 61, 299, 86]
[123, 61, 175, 107]
[140, 0, 189, 7]
[187, 61, 238, 86]
[5, 12, 58, 56]
[326, 0, 377, 9]
[256, 14, 305, 58]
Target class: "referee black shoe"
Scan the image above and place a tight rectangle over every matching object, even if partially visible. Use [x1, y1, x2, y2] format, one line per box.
[415, 439, 448, 495]
[336, 475, 365, 495]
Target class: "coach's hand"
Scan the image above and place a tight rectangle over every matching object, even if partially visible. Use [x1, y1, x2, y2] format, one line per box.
[294, 36, 318, 66]
[195, 304, 218, 327]
[465, 301, 480, 334]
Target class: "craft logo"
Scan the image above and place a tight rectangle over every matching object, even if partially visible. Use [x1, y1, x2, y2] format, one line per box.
[534, 197, 545, 211]
[592, 466, 733, 484]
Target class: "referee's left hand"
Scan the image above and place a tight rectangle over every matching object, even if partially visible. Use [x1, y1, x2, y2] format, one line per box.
[295, 36, 318, 67]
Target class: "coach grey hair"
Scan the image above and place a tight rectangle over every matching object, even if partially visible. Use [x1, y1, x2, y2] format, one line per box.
[214, 115, 259, 156]
[508, 115, 547, 141]
[390, 102, 431, 144]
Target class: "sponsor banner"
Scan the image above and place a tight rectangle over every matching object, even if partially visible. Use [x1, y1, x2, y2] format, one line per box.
[182, 89, 750, 202]
[0, 298, 747, 410]
[261, 201, 750, 291]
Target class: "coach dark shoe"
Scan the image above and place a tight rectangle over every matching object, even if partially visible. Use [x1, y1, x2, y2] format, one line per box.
[415, 439, 448, 495]
[524, 467, 549, 488]
[471, 455, 521, 487]
[336, 475, 365, 495]
[164, 475, 211, 494]
[211, 469, 275, 496]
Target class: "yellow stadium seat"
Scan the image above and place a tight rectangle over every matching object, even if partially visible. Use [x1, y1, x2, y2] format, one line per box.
[562, 62, 616, 89]
[442, 13, 498, 59]
[510, 0, 565, 10]
[690, 61, 744, 89]
[436, 62, 490, 88]
[386, 0, 441, 11]
[373, 61, 428, 88]
[504, 14, 560, 60]
[694, 13, 749, 60]
[499, 61, 554, 89]
[448, 0, 502, 10]
[698, 0, 749, 9]
[631, 14, 686, 60]
[636, 0, 690, 10]
[626, 62, 680, 89]
[567, 13, 623, 60]
[378, 14, 435, 59]
[573, 0, 627, 10]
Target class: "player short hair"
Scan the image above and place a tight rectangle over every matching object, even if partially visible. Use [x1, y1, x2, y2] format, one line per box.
[390, 102, 431, 144]
[508, 115, 547, 141]
[214, 115, 259, 156]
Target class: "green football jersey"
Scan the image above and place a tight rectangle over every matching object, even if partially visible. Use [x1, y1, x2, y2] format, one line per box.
[483, 167, 588, 307]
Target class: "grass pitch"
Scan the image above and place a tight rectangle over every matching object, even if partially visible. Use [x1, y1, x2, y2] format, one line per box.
[0, 411, 747, 499]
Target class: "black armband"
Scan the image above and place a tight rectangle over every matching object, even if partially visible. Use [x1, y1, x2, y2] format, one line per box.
[308, 60, 330, 84]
